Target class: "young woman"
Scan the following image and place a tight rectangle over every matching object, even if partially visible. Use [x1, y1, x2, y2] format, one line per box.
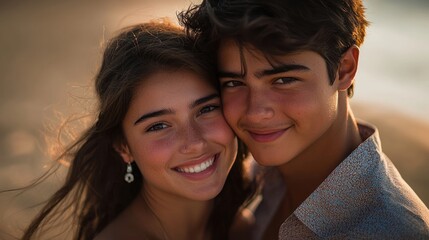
[22, 21, 248, 240]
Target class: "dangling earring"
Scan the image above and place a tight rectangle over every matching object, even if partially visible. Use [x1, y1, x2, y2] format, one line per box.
[124, 162, 134, 183]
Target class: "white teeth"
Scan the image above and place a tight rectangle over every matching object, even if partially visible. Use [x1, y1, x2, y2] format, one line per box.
[177, 157, 215, 174]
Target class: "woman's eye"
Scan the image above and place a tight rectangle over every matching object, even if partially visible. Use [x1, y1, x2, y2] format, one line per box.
[274, 77, 298, 84]
[199, 105, 220, 115]
[222, 80, 244, 88]
[146, 123, 169, 132]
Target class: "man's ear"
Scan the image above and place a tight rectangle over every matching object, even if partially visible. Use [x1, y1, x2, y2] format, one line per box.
[114, 142, 133, 163]
[337, 45, 360, 91]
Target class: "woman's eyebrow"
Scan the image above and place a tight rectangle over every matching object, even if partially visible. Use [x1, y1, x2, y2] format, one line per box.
[134, 109, 174, 125]
[133, 93, 218, 125]
[191, 93, 219, 108]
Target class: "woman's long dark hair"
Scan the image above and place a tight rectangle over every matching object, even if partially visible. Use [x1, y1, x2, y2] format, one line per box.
[22, 21, 249, 240]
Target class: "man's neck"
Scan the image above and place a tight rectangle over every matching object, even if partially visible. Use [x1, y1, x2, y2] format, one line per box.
[277, 103, 362, 212]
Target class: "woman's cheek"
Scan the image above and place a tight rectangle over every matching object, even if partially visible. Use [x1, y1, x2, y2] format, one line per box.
[138, 135, 177, 162]
[203, 117, 236, 144]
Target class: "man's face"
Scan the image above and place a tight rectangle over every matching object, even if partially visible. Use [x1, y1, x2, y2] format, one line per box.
[217, 40, 341, 166]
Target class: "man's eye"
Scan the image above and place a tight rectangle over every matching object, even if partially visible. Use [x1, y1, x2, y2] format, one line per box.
[199, 105, 220, 115]
[274, 77, 298, 84]
[222, 80, 244, 88]
[146, 123, 169, 132]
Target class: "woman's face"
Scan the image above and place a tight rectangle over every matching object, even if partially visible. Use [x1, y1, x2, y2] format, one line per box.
[118, 69, 237, 201]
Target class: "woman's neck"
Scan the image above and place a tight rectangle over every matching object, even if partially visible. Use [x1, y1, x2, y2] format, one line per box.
[137, 188, 214, 240]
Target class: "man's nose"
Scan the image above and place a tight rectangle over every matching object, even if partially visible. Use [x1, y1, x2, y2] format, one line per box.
[245, 89, 275, 123]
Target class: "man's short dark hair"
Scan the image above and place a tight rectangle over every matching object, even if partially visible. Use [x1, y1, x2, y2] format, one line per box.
[179, 0, 369, 96]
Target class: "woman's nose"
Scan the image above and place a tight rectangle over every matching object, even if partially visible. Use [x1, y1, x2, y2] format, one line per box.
[179, 123, 207, 154]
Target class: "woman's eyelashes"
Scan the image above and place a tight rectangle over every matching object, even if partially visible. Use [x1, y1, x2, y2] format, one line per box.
[144, 104, 220, 133]
[198, 104, 220, 116]
[146, 122, 170, 132]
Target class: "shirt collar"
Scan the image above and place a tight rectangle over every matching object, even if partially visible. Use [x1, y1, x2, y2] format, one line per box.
[291, 122, 382, 237]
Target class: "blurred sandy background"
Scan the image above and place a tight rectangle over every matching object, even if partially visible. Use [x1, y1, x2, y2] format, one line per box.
[0, 0, 428, 239]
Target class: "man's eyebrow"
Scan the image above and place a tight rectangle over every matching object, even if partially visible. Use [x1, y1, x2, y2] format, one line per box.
[218, 71, 244, 79]
[191, 93, 219, 108]
[256, 64, 309, 78]
[218, 64, 309, 79]
[134, 109, 173, 125]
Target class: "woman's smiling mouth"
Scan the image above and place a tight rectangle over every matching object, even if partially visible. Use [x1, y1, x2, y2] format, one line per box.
[173, 154, 219, 180]
[176, 156, 215, 173]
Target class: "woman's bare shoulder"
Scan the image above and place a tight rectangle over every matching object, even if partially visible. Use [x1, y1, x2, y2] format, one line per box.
[93, 206, 141, 240]
[94, 219, 155, 240]
[93, 217, 126, 240]
[93, 202, 155, 240]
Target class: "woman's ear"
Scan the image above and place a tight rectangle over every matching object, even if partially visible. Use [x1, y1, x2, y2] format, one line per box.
[337, 45, 360, 91]
[114, 142, 133, 163]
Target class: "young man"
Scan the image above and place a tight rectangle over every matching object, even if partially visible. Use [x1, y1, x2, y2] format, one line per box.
[180, 0, 429, 239]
